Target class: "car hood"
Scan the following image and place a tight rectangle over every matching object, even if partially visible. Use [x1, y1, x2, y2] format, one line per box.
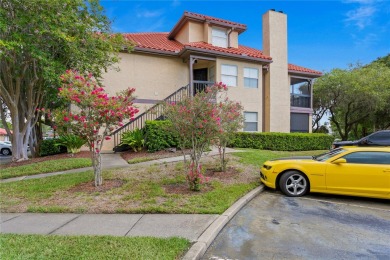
[269, 156, 313, 162]
[333, 140, 358, 145]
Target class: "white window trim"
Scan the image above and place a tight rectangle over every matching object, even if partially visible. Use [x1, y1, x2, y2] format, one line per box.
[243, 67, 259, 89]
[244, 111, 258, 132]
[221, 64, 238, 87]
[212, 27, 228, 48]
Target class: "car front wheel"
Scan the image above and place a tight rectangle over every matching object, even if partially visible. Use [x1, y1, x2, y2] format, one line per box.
[279, 171, 309, 197]
[1, 148, 11, 156]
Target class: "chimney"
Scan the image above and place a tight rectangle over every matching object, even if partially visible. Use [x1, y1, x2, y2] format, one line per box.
[262, 10, 290, 132]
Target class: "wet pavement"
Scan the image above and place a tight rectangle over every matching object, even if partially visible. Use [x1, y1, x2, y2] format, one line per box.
[203, 190, 390, 260]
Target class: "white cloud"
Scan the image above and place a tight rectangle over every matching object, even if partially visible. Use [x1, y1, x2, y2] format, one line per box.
[345, 5, 376, 29]
[343, 0, 376, 4]
[353, 33, 379, 47]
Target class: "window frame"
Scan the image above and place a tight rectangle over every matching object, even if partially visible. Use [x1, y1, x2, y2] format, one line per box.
[221, 64, 238, 87]
[212, 27, 228, 48]
[244, 111, 258, 132]
[243, 67, 259, 89]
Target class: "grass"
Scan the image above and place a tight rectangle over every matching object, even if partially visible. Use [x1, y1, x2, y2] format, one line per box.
[0, 234, 190, 260]
[127, 157, 153, 164]
[0, 156, 259, 214]
[0, 149, 326, 214]
[0, 158, 92, 179]
[233, 149, 327, 167]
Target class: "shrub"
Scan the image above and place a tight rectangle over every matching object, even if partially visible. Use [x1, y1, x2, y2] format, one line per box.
[39, 139, 67, 156]
[144, 120, 178, 152]
[228, 132, 334, 151]
[55, 134, 87, 154]
[120, 129, 145, 152]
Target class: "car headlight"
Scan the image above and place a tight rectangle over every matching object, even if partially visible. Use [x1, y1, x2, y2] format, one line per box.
[262, 164, 272, 170]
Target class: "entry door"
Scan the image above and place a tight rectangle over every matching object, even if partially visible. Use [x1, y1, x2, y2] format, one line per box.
[326, 152, 390, 196]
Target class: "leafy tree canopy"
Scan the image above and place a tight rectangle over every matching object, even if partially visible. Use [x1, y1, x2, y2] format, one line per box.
[0, 0, 132, 160]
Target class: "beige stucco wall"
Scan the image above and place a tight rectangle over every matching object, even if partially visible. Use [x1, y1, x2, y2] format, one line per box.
[102, 52, 189, 108]
[175, 22, 190, 44]
[189, 21, 204, 42]
[216, 58, 263, 132]
[229, 31, 238, 48]
[100, 52, 189, 150]
[262, 10, 290, 133]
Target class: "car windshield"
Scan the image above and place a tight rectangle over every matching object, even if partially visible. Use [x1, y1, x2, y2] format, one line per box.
[313, 148, 346, 162]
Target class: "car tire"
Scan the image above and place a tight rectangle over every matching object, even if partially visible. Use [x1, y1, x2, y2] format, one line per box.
[1, 148, 11, 156]
[279, 171, 309, 197]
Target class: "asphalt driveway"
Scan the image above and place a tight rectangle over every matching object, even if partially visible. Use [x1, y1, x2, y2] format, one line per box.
[203, 190, 390, 260]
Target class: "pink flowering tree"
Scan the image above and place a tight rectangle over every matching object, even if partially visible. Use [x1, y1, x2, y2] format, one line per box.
[163, 83, 227, 191]
[215, 100, 244, 171]
[54, 70, 138, 186]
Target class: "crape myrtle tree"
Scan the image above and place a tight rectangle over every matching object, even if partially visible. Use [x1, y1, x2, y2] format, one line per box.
[0, 0, 131, 161]
[313, 63, 390, 140]
[54, 70, 138, 186]
[164, 83, 243, 191]
[215, 99, 244, 172]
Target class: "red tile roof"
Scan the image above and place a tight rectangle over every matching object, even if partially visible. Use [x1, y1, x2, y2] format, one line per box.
[123, 33, 182, 53]
[184, 11, 247, 30]
[288, 64, 322, 75]
[123, 32, 321, 75]
[185, 42, 272, 60]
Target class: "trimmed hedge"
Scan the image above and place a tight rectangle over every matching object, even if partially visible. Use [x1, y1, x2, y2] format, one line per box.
[144, 120, 178, 152]
[228, 132, 334, 151]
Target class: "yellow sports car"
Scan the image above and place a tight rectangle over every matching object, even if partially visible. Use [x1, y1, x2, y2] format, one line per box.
[260, 147, 390, 199]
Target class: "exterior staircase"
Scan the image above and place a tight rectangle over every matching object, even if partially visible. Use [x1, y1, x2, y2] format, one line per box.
[111, 84, 191, 150]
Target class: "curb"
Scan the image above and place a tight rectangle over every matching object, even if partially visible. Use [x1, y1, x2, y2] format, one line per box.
[182, 185, 265, 260]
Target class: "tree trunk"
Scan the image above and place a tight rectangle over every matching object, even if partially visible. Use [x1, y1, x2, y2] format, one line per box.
[92, 150, 102, 186]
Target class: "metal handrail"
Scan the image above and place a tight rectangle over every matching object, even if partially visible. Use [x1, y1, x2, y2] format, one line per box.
[111, 84, 191, 149]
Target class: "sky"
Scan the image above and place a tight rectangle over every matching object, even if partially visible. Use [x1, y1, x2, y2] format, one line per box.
[100, 0, 390, 73]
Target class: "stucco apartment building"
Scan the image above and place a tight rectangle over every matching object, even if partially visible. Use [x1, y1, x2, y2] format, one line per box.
[103, 10, 322, 149]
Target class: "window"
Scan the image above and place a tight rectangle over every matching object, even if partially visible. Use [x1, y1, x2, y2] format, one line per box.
[221, 65, 237, 87]
[342, 152, 390, 165]
[244, 68, 258, 88]
[244, 112, 258, 131]
[290, 113, 309, 132]
[212, 27, 227, 48]
[290, 78, 311, 108]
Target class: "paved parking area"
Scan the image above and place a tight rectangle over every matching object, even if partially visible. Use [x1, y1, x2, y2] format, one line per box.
[203, 190, 390, 260]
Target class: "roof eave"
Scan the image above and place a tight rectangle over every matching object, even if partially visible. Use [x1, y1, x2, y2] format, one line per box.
[132, 47, 180, 56]
[168, 13, 247, 39]
[180, 46, 273, 64]
[288, 70, 322, 78]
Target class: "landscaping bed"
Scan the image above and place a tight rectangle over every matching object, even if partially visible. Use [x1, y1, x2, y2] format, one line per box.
[0, 154, 259, 214]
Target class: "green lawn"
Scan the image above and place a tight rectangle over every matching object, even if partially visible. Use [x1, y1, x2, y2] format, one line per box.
[0, 158, 92, 179]
[232, 149, 327, 167]
[0, 234, 189, 260]
[0, 155, 259, 214]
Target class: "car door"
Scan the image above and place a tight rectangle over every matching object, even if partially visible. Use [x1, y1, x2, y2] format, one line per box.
[325, 151, 390, 197]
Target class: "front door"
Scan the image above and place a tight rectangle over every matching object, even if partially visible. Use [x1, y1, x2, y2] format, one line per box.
[193, 68, 208, 95]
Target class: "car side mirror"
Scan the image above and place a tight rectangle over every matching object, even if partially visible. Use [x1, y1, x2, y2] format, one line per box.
[333, 158, 347, 164]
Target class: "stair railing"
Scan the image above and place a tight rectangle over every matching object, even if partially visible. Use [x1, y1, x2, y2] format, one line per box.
[111, 84, 191, 149]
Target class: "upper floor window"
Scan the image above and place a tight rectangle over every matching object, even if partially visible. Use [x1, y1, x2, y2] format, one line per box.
[212, 27, 227, 48]
[290, 78, 311, 108]
[221, 65, 237, 87]
[244, 68, 258, 88]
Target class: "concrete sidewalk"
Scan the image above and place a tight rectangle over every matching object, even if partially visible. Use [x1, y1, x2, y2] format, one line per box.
[0, 186, 264, 259]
